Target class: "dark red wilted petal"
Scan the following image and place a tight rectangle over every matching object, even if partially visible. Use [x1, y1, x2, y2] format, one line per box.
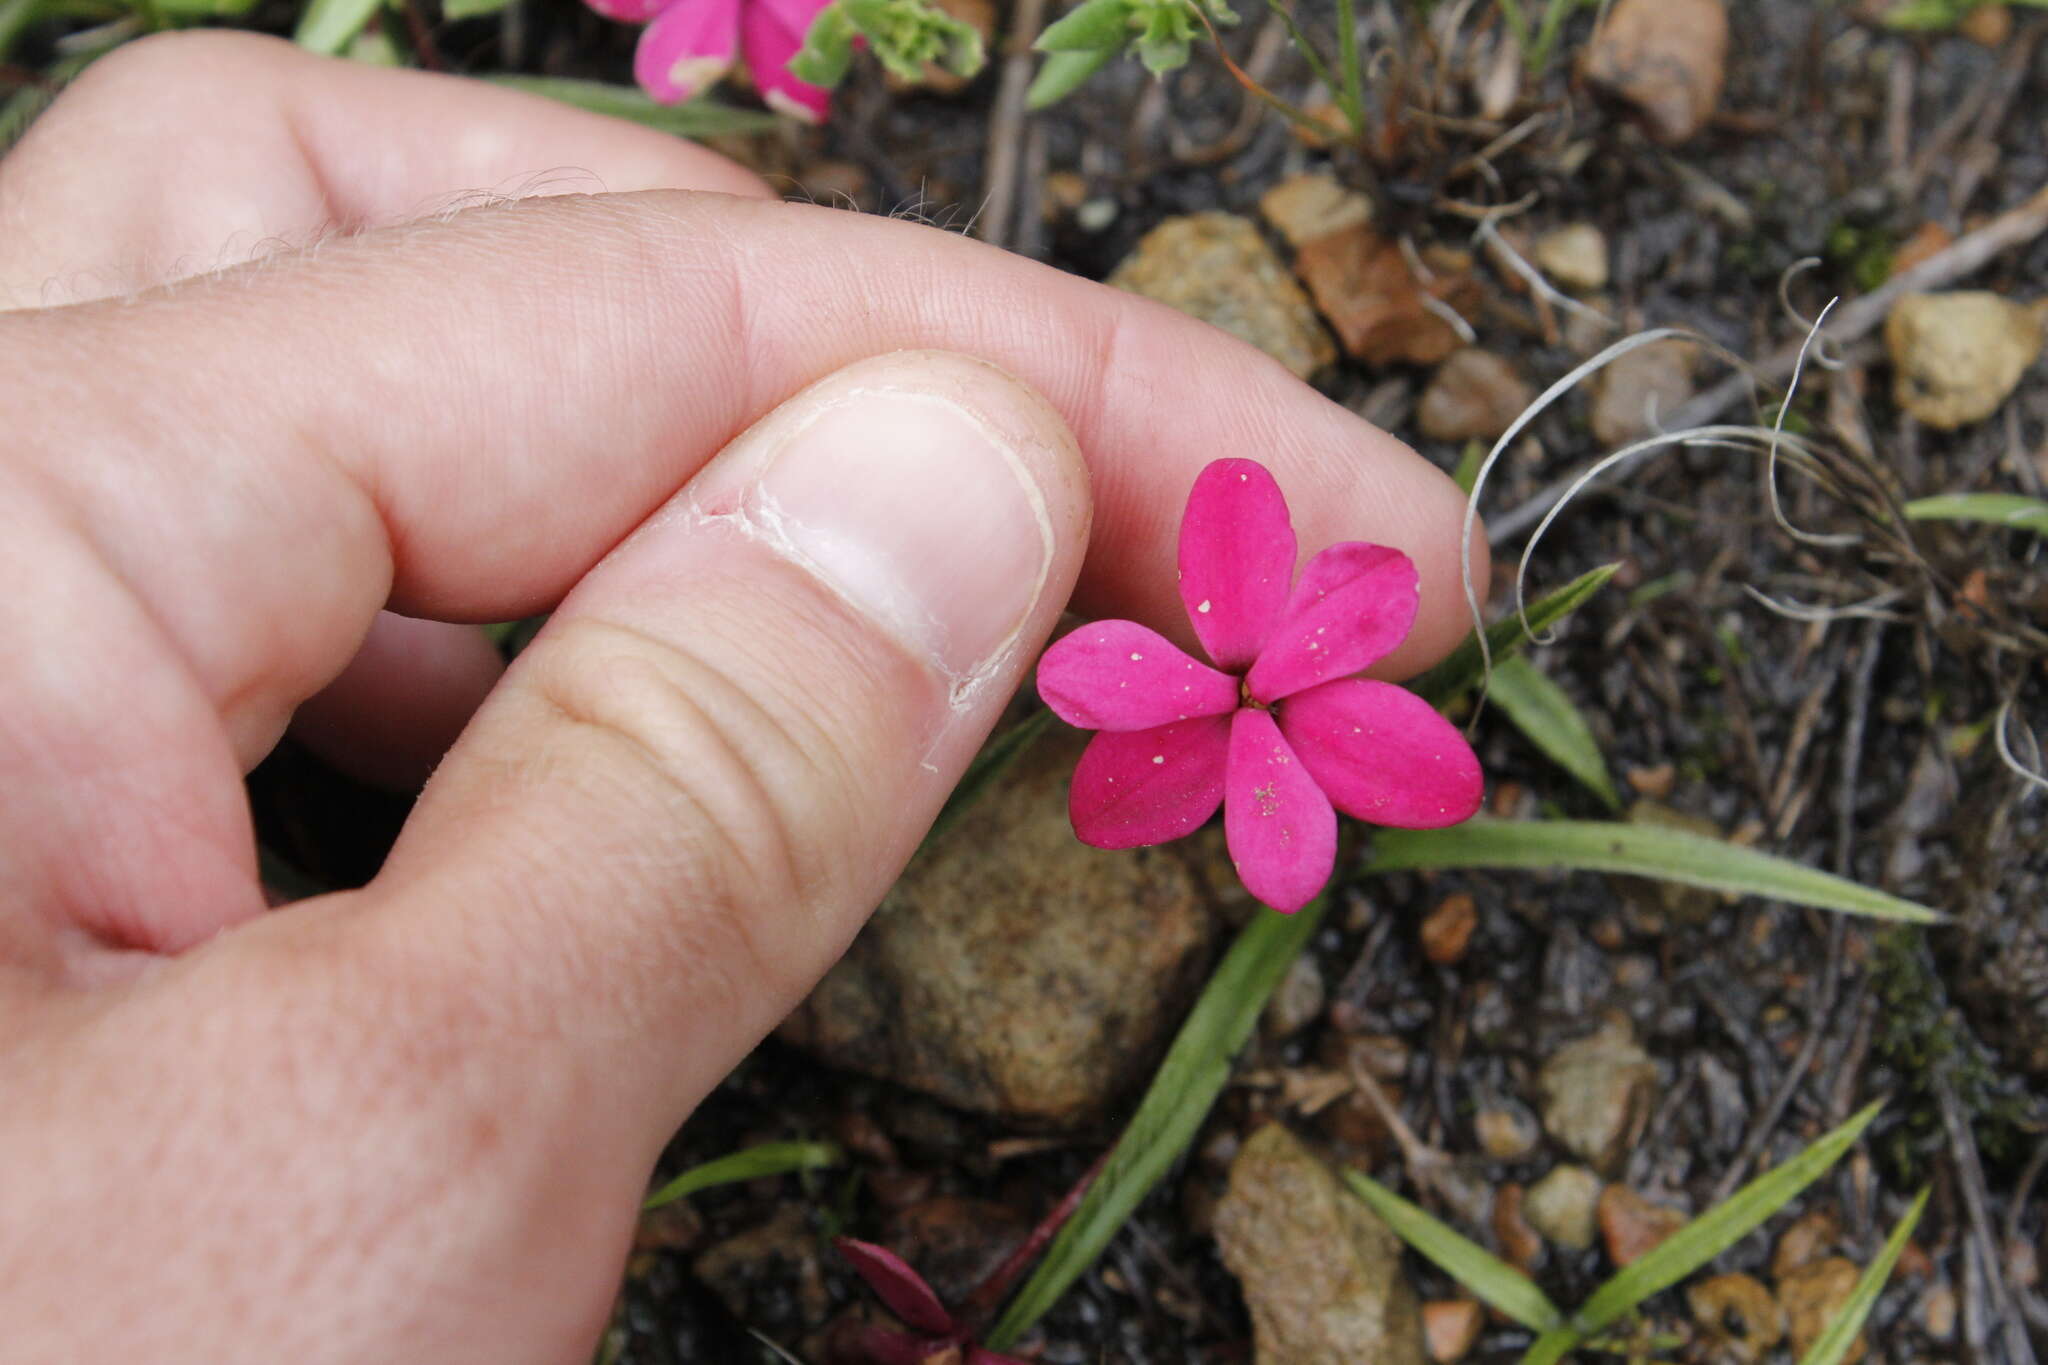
[833, 1238, 957, 1337]
[1036, 620, 1241, 732]
[1245, 542, 1418, 704]
[1277, 679, 1483, 827]
[1069, 716, 1232, 849]
[1178, 459, 1297, 671]
[1223, 709, 1337, 912]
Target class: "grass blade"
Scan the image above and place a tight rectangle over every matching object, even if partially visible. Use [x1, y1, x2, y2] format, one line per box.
[1568, 1103, 1884, 1337]
[1411, 563, 1619, 708]
[643, 1140, 842, 1210]
[1904, 492, 2048, 536]
[1797, 1187, 1929, 1365]
[985, 898, 1329, 1349]
[1343, 1173, 1563, 1331]
[1366, 819, 1939, 923]
[294, 0, 381, 54]
[1486, 655, 1620, 809]
[927, 708, 1055, 843]
[486, 75, 780, 136]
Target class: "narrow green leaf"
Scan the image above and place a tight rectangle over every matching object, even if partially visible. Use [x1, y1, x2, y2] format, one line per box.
[1487, 655, 1620, 809]
[985, 898, 1328, 1348]
[1409, 563, 1620, 708]
[1903, 492, 2048, 537]
[1343, 1173, 1563, 1331]
[1569, 1103, 1885, 1336]
[295, 0, 381, 54]
[1366, 820, 1939, 923]
[1033, 0, 1130, 51]
[0, 0, 43, 63]
[1797, 1187, 1929, 1365]
[927, 708, 1054, 844]
[1451, 439, 1485, 496]
[642, 1140, 842, 1210]
[486, 76, 780, 135]
[1025, 45, 1114, 107]
[443, 0, 508, 19]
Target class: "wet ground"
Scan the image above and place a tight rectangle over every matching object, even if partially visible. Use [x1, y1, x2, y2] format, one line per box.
[232, 0, 2048, 1360]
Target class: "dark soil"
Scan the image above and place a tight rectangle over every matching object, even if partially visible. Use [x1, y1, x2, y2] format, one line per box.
[223, 0, 2048, 1360]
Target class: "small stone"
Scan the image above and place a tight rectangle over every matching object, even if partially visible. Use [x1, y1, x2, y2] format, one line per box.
[1891, 221, 1954, 278]
[1778, 1257, 1865, 1363]
[1108, 213, 1335, 379]
[1075, 198, 1118, 233]
[1214, 1124, 1427, 1365]
[1260, 173, 1373, 248]
[1885, 291, 2044, 429]
[1961, 2, 2013, 45]
[1564, 294, 1617, 356]
[1532, 224, 1609, 292]
[1524, 1165, 1602, 1250]
[1324, 1031, 1413, 1081]
[1769, 1219, 1851, 1285]
[884, 1196, 1028, 1305]
[1492, 1183, 1544, 1272]
[1537, 1016, 1659, 1174]
[1590, 339, 1697, 447]
[1474, 1100, 1541, 1161]
[1598, 1185, 1685, 1266]
[1688, 1273, 1784, 1363]
[692, 1206, 832, 1330]
[1625, 764, 1676, 799]
[780, 731, 1218, 1128]
[1420, 892, 1480, 965]
[1042, 170, 1089, 219]
[1262, 953, 1327, 1039]
[1582, 0, 1729, 145]
[1921, 1281, 1957, 1340]
[1292, 225, 1481, 367]
[1422, 1300, 1484, 1362]
[1418, 350, 1534, 443]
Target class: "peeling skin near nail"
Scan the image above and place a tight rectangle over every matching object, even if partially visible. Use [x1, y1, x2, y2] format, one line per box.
[666, 377, 1059, 765]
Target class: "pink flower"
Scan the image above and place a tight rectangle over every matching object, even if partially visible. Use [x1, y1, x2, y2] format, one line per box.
[588, 0, 832, 121]
[1035, 458, 1483, 912]
[830, 1238, 1029, 1365]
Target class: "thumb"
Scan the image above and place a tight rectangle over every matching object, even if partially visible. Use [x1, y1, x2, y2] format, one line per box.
[351, 350, 1088, 1143]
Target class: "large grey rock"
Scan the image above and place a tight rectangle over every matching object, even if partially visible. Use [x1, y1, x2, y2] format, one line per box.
[780, 730, 1218, 1128]
[1215, 1124, 1425, 1365]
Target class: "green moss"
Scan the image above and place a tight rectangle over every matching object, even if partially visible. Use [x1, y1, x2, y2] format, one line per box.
[1871, 929, 2031, 1181]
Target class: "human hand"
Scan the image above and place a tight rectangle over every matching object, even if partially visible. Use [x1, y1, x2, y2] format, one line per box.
[0, 33, 1483, 1362]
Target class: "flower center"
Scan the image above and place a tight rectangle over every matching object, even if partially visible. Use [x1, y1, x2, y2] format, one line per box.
[1238, 677, 1269, 711]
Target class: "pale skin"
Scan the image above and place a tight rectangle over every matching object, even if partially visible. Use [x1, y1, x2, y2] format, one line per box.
[0, 32, 1486, 1361]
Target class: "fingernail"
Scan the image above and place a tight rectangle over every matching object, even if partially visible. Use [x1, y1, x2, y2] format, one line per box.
[749, 372, 1057, 681]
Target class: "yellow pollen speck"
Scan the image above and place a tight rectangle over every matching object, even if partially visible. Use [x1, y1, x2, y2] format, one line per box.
[1130, 652, 1144, 661]
[1152, 755, 1165, 764]
[1197, 599, 1212, 613]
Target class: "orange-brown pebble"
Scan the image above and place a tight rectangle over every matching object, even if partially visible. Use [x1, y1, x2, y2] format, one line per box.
[1422, 893, 1479, 965]
[1423, 1299, 1485, 1362]
[1687, 1272, 1783, 1363]
[1778, 1257, 1865, 1363]
[1771, 1208, 1840, 1278]
[1625, 763, 1677, 798]
[1597, 1184, 1685, 1266]
[1493, 1183, 1544, 1272]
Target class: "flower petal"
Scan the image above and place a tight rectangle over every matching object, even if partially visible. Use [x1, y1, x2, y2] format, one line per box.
[1069, 716, 1231, 849]
[1277, 679, 1483, 828]
[634, 0, 740, 105]
[742, 0, 833, 122]
[1224, 709, 1336, 913]
[1036, 620, 1241, 732]
[1178, 458, 1297, 671]
[1245, 542, 1418, 704]
[967, 1349, 1037, 1365]
[833, 1238, 956, 1336]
